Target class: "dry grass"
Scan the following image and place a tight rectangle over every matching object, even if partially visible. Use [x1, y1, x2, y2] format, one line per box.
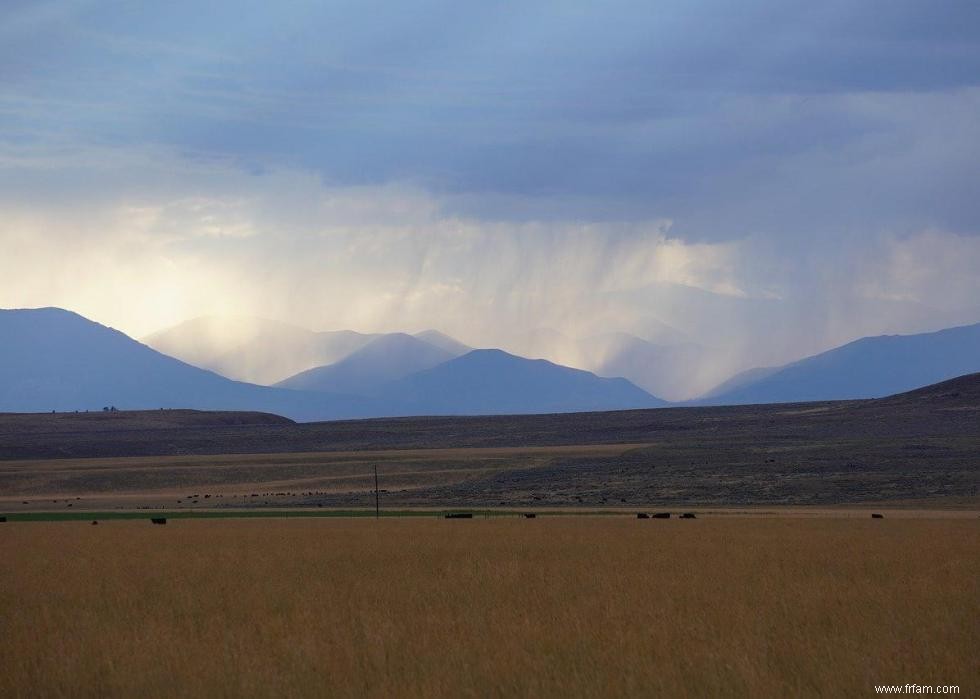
[0, 444, 645, 510]
[1, 517, 978, 697]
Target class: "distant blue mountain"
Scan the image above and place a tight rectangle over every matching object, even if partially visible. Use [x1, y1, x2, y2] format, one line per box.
[382, 349, 666, 415]
[0, 308, 364, 421]
[276, 333, 454, 395]
[701, 322, 980, 404]
[0, 308, 666, 420]
[696, 366, 782, 402]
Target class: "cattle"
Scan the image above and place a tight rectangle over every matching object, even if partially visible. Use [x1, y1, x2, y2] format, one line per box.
[871, 513, 884, 519]
[150, 518, 167, 525]
[653, 512, 671, 519]
[91, 520, 98, 525]
[680, 513, 697, 519]
[0, 516, 6, 523]
[444, 513, 473, 519]
[636, 513, 650, 519]
[523, 513, 537, 519]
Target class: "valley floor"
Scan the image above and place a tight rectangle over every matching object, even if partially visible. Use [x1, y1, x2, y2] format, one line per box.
[2, 435, 978, 512]
[3, 377, 978, 510]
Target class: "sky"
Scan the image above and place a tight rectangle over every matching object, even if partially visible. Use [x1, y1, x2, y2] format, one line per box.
[2, 0, 979, 385]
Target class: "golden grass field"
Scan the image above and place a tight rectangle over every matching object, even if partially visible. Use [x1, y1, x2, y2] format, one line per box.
[2, 517, 978, 698]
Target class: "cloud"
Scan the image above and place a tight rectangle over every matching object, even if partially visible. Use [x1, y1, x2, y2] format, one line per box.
[1, 147, 977, 380]
[3, 2, 978, 230]
[0, 147, 742, 337]
[856, 230, 980, 312]
[0, 2, 978, 396]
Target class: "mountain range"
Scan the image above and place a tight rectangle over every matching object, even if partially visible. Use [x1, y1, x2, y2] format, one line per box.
[147, 318, 720, 401]
[144, 316, 383, 385]
[378, 349, 664, 415]
[700, 322, 980, 404]
[3, 307, 979, 419]
[0, 307, 359, 421]
[276, 333, 460, 395]
[1, 308, 663, 419]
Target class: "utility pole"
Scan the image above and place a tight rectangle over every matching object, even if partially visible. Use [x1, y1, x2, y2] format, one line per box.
[374, 465, 380, 519]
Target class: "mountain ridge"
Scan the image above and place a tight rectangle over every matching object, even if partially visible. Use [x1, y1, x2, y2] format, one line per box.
[380, 348, 666, 415]
[700, 322, 980, 404]
[3, 308, 666, 420]
[0, 308, 368, 421]
[276, 333, 455, 395]
[144, 315, 382, 385]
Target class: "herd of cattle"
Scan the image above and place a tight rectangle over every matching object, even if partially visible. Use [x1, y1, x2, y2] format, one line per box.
[0, 512, 889, 524]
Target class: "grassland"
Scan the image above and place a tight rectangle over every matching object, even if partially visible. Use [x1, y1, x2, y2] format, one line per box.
[1, 517, 977, 698]
[2, 434, 977, 512]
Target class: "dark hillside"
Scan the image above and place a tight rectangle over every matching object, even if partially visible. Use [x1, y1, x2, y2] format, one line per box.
[1, 373, 977, 461]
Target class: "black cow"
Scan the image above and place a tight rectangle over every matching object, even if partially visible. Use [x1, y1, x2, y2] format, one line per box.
[444, 513, 473, 519]
[636, 513, 650, 519]
[523, 513, 537, 519]
[653, 512, 670, 519]
[151, 518, 167, 525]
[871, 513, 884, 519]
[680, 513, 697, 519]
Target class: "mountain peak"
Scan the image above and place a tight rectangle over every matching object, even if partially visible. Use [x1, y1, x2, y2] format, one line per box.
[276, 332, 454, 396]
[412, 329, 471, 356]
[0, 307, 363, 420]
[384, 347, 665, 415]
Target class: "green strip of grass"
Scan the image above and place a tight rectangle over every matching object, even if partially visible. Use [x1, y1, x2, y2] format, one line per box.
[3, 510, 464, 522]
[0, 509, 621, 522]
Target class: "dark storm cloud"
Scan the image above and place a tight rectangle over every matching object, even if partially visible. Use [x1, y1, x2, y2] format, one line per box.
[2, 0, 978, 234]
